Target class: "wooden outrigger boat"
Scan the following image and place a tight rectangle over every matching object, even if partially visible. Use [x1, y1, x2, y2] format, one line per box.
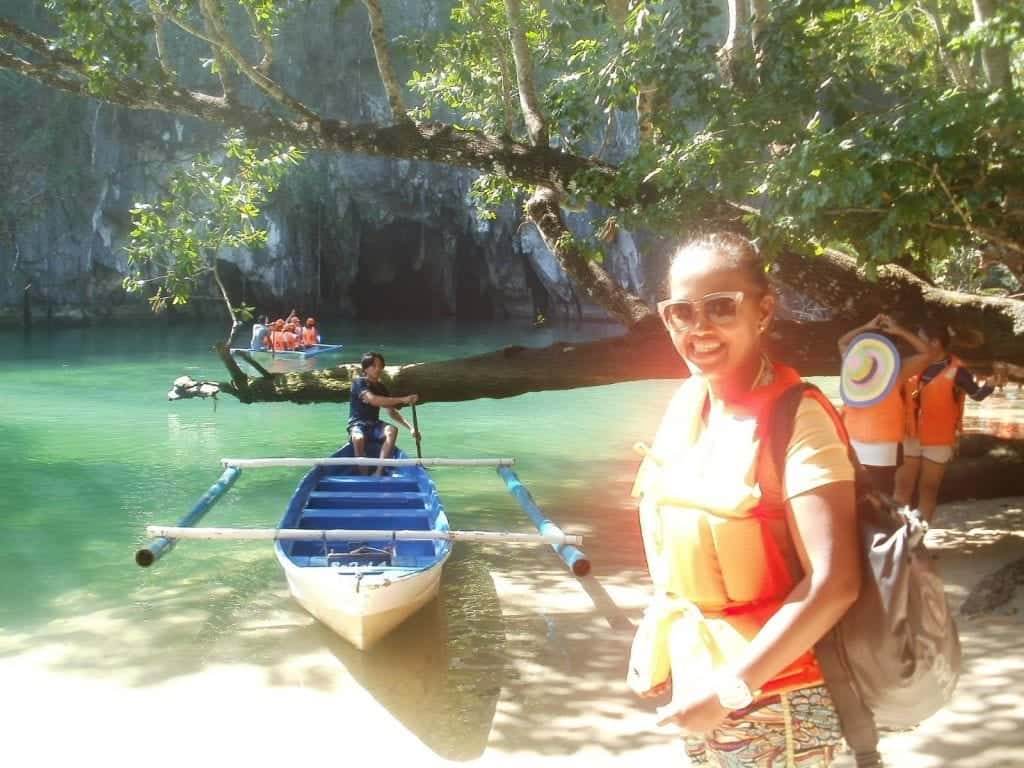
[137, 446, 590, 650]
[274, 442, 452, 649]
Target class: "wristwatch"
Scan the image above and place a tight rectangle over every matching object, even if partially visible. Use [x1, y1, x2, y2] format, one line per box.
[715, 675, 754, 711]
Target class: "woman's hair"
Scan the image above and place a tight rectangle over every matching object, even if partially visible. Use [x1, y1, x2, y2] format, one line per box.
[918, 318, 951, 349]
[669, 232, 769, 292]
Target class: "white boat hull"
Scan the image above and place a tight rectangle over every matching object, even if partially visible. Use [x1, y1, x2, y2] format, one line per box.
[276, 548, 450, 650]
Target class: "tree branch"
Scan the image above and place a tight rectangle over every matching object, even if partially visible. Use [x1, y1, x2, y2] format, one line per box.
[718, 0, 754, 90]
[500, 4, 649, 324]
[503, 0, 548, 147]
[148, 3, 172, 77]
[199, 0, 240, 103]
[771, 247, 1024, 355]
[0, 49, 90, 97]
[243, 4, 274, 75]
[915, 0, 974, 89]
[605, 1, 661, 143]
[525, 188, 654, 328]
[0, 18, 90, 76]
[0, 18, 626, 196]
[362, 0, 407, 121]
[211, 257, 242, 347]
[496, 46, 517, 137]
[165, 7, 320, 120]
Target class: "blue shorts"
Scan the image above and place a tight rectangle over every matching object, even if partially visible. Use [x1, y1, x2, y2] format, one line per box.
[347, 421, 389, 442]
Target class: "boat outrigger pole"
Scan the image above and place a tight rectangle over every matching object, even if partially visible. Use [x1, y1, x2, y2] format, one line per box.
[498, 467, 591, 577]
[135, 466, 241, 567]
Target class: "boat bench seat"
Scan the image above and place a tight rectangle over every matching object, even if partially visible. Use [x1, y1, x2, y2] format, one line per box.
[318, 477, 420, 493]
[306, 491, 425, 509]
[298, 509, 430, 527]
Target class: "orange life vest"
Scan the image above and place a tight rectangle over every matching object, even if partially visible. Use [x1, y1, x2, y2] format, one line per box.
[905, 356, 965, 447]
[302, 327, 318, 346]
[630, 361, 825, 699]
[272, 330, 293, 352]
[842, 383, 905, 444]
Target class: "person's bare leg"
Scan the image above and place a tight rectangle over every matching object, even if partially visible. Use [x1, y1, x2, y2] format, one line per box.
[894, 456, 920, 508]
[351, 433, 368, 475]
[376, 425, 398, 477]
[917, 459, 948, 524]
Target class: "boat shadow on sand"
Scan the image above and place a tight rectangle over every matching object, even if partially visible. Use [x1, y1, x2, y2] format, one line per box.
[319, 549, 505, 761]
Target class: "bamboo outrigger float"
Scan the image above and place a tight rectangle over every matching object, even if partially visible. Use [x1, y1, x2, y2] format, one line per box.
[136, 444, 589, 649]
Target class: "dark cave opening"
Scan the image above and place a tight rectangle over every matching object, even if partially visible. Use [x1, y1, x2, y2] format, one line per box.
[350, 221, 438, 321]
[349, 220, 495, 321]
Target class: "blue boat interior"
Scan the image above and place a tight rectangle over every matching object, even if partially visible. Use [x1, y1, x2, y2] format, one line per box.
[278, 442, 449, 570]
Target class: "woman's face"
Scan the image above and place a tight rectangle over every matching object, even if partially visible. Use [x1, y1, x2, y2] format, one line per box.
[664, 258, 774, 381]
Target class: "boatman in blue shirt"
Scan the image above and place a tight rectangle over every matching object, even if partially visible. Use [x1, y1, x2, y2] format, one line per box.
[349, 351, 420, 475]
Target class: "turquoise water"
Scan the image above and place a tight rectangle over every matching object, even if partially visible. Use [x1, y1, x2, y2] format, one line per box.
[0, 320, 687, 760]
[0, 320, 670, 626]
[5, 321, 1022, 764]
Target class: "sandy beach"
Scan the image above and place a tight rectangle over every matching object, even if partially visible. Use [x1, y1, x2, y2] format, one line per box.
[3, 496, 1022, 768]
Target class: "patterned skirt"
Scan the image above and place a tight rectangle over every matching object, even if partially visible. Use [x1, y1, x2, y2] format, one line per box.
[683, 685, 844, 768]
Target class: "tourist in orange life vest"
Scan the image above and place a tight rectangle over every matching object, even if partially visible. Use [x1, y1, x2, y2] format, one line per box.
[283, 323, 299, 351]
[270, 319, 287, 351]
[301, 317, 320, 348]
[836, 313, 931, 495]
[894, 320, 994, 523]
[629, 232, 860, 767]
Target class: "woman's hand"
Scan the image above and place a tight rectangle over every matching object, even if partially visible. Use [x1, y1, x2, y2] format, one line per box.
[656, 685, 730, 734]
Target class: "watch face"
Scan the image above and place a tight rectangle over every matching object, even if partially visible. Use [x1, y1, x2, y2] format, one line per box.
[717, 678, 753, 710]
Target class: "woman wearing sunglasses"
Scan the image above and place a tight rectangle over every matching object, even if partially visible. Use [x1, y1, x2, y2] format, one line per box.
[630, 233, 861, 766]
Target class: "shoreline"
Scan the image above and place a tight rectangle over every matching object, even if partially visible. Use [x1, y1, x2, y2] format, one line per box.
[3, 497, 1022, 767]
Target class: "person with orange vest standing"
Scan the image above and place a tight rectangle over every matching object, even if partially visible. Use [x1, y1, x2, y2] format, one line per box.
[836, 314, 931, 495]
[270, 319, 287, 351]
[630, 233, 860, 766]
[894, 320, 994, 523]
[301, 317, 320, 348]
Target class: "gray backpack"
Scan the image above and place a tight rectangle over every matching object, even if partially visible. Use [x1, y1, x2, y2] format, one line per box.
[769, 384, 961, 768]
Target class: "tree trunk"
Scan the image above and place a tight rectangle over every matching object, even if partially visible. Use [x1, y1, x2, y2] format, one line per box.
[718, 0, 755, 91]
[771, 248, 1024, 360]
[208, 316, 679, 404]
[972, 0, 1013, 90]
[503, 0, 548, 147]
[525, 188, 653, 328]
[362, 0, 407, 121]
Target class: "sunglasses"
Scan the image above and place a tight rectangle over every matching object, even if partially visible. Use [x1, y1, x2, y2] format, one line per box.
[657, 290, 748, 332]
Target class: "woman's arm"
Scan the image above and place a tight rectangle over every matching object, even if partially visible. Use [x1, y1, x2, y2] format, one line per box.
[656, 480, 860, 733]
[877, 316, 932, 380]
[955, 367, 995, 401]
[730, 480, 861, 693]
[837, 316, 881, 356]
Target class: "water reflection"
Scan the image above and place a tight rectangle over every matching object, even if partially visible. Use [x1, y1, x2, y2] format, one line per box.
[322, 552, 504, 760]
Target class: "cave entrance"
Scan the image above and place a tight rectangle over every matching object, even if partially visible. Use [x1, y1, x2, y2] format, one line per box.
[350, 221, 437, 321]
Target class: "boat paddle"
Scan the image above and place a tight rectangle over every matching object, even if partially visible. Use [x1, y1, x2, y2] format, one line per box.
[411, 403, 423, 459]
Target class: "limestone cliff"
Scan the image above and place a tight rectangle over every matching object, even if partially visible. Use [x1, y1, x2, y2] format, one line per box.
[0, 0, 650, 326]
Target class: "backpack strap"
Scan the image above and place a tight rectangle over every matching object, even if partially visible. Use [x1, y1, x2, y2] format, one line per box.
[765, 383, 884, 768]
